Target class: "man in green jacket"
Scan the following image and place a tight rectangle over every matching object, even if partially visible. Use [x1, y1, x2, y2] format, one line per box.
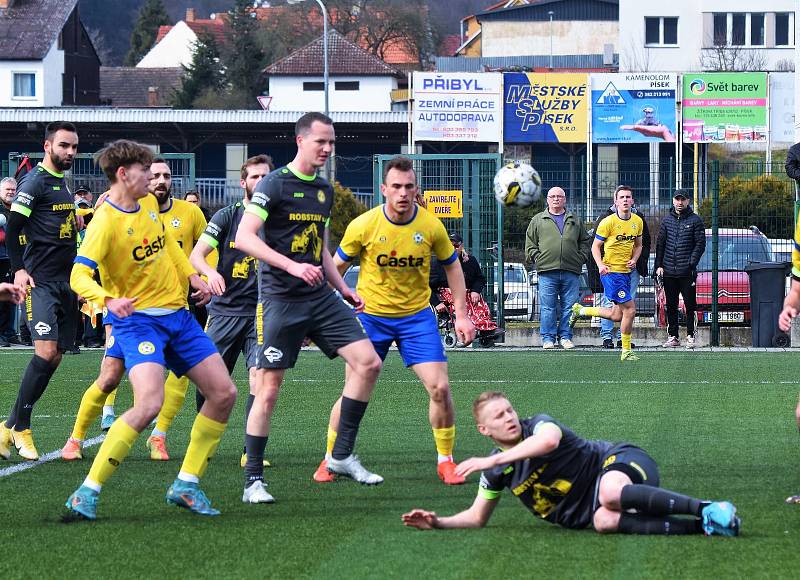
[525, 187, 591, 349]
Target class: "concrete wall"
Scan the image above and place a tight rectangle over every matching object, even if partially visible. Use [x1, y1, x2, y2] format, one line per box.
[481, 20, 618, 57]
[267, 75, 397, 112]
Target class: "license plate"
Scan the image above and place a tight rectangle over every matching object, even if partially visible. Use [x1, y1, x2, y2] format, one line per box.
[703, 311, 744, 323]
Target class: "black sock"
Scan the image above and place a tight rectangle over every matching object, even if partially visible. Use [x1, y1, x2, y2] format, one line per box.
[621, 484, 704, 517]
[195, 386, 206, 414]
[6, 396, 21, 429]
[242, 394, 255, 455]
[618, 513, 702, 535]
[244, 434, 267, 486]
[13, 355, 57, 431]
[331, 396, 368, 460]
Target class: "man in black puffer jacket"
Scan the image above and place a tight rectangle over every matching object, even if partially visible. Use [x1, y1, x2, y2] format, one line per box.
[654, 189, 706, 349]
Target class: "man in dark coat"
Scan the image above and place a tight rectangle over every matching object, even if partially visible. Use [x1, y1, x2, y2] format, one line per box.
[654, 189, 706, 349]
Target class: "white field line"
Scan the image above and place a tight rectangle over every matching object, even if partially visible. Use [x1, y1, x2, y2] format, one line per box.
[286, 378, 797, 385]
[0, 434, 105, 478]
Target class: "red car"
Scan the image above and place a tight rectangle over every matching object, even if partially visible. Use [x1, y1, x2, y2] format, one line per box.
[694, 228, 773, 325]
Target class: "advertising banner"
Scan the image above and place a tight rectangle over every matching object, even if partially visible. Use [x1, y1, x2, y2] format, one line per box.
[770, 72, 795, 144]
[503, 73, 588, 143]
[591, 73, 677, 143]
[412, 72, 502, 142]
[681, 72, 768, 143]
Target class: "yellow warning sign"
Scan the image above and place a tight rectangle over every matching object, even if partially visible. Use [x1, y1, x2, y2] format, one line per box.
[423, 190, 463, 218]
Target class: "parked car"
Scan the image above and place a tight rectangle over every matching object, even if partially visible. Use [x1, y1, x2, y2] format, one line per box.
[494, 262, 535, 320]
[695, 228, 773, 324]
[770, 238, 793, 264]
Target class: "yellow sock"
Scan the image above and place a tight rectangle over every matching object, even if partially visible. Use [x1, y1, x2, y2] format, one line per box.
[432, 425, 456, 458]
[180, 413, 227, 479]
[325, 427, 337, 456]
[87, 419, 139, 486]
[71, 382, 107, 441]
[155, 372, 189, 434]
[580, 307, 600, 317]
[622, 333, 632, 351]
[104, 389, 117, 407]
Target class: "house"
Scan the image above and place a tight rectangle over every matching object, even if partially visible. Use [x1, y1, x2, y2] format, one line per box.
[619, 0, 796, 72]
[100, 67, 183, 107]
[0, 0, 100, 107]
[262, 30, 403, 112]
[137, 8, 226, 69]
[456, 0, 533, 57]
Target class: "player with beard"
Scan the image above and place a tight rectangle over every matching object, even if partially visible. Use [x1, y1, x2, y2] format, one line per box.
[60, 159, 206, 461]
[188, 155, 274, 488]
[0, 122, 80, 461]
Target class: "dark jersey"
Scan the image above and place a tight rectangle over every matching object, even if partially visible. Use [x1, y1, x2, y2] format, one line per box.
[246, 165, 334, 302]
[200, 201, 258, 316]
[479, 414, 615, 529]
[11, 164, 77, 281]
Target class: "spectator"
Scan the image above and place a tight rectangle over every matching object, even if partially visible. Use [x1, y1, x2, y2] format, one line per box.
[184, 190, 211, 221]
[0, 177, 16, 346]
[587, 192, 651, 348]
[785, 141, 800, 187]
[654, 189, 705, 349]
[73, 186, 93, 207]
[430, 233, 486, 313]
[525, 186, 591, 349]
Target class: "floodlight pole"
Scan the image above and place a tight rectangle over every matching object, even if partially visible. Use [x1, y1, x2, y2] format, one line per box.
[548, 11, 554, 69]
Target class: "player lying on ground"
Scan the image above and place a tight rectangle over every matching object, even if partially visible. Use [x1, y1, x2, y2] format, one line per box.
[64, 140, 236, 520]
[402, 391, 740, 536]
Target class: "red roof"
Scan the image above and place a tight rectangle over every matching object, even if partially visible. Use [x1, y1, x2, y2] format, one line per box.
[156, 19, 227, 46]
[437, 34, 462, 57]
[264, 30, 400, 77]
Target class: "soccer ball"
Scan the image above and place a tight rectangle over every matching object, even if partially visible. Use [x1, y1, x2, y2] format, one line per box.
[493, 162, 542, 209]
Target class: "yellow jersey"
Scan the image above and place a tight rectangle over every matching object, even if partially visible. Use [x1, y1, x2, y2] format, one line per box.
[337, 204, 455, 317]
[595, 212, 643, 273]
[70, 194, 196, 314]
[160, 197, 207, 257]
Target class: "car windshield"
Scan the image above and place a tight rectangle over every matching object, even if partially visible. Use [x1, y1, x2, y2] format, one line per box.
[697, 236, 772, 271]
[494, 266, 526, 284]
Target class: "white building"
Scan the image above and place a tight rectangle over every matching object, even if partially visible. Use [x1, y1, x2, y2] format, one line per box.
[263, 31, 402, 113]
[137, 10, 227, 69]
[0, 0, 100, 107]
[619, 0, 796, 72]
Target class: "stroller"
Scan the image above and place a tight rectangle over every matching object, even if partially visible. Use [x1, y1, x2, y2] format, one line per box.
[436, 287, 505, 348]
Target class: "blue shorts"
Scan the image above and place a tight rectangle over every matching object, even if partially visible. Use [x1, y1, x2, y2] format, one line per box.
[601, 272, 633, 304]
[358, 308, 446, 367]
[105, 309, 218, 377]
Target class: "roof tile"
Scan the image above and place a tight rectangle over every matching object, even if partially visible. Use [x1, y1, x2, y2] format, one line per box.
[0, 0, 78, 60]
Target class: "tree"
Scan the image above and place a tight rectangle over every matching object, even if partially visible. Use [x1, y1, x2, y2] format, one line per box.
[329, 182, 368, 251]
[172, 32, 224, 109]
[124, 0, 170, 66]
[221, 0, 266, 104]
[699, 45, 767, 71]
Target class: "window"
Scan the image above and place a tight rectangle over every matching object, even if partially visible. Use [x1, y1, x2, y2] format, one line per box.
[303, 82, 324, 91]
[731, 13, 745, 46]
[713, 13, 727, 45]
[334, 81, 359, 91]
[12, 72, 35, 98]
[776, 12, 792, 46]
[750, 13, 764, 46]
[644, 16, 678, 46]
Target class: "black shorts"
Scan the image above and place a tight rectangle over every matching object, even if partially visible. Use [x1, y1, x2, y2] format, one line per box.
[256, 290, 368, 369]
[592, 444, 661, 512]
[25, 281, 77, 351]
[205, 312, 257, 372]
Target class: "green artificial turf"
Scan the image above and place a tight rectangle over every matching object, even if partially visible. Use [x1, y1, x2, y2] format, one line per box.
[1, 348, 800, 579]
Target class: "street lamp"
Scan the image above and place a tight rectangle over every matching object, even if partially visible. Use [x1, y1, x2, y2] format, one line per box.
[548, 11, 554, 69]
[287, 0, 329, 117]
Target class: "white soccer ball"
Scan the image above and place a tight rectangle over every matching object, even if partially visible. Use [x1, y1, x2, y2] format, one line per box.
[493, 162, 542, 209]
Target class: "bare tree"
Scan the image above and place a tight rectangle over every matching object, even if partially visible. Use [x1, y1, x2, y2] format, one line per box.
[774, 58, 795, 72]
[86, 26, 114, 66]
[699, 45, 768, 71]
[621, 35, 652, 72]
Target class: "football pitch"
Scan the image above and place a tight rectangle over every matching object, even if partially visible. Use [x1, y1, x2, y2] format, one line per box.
[1, 348, 800, 579]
